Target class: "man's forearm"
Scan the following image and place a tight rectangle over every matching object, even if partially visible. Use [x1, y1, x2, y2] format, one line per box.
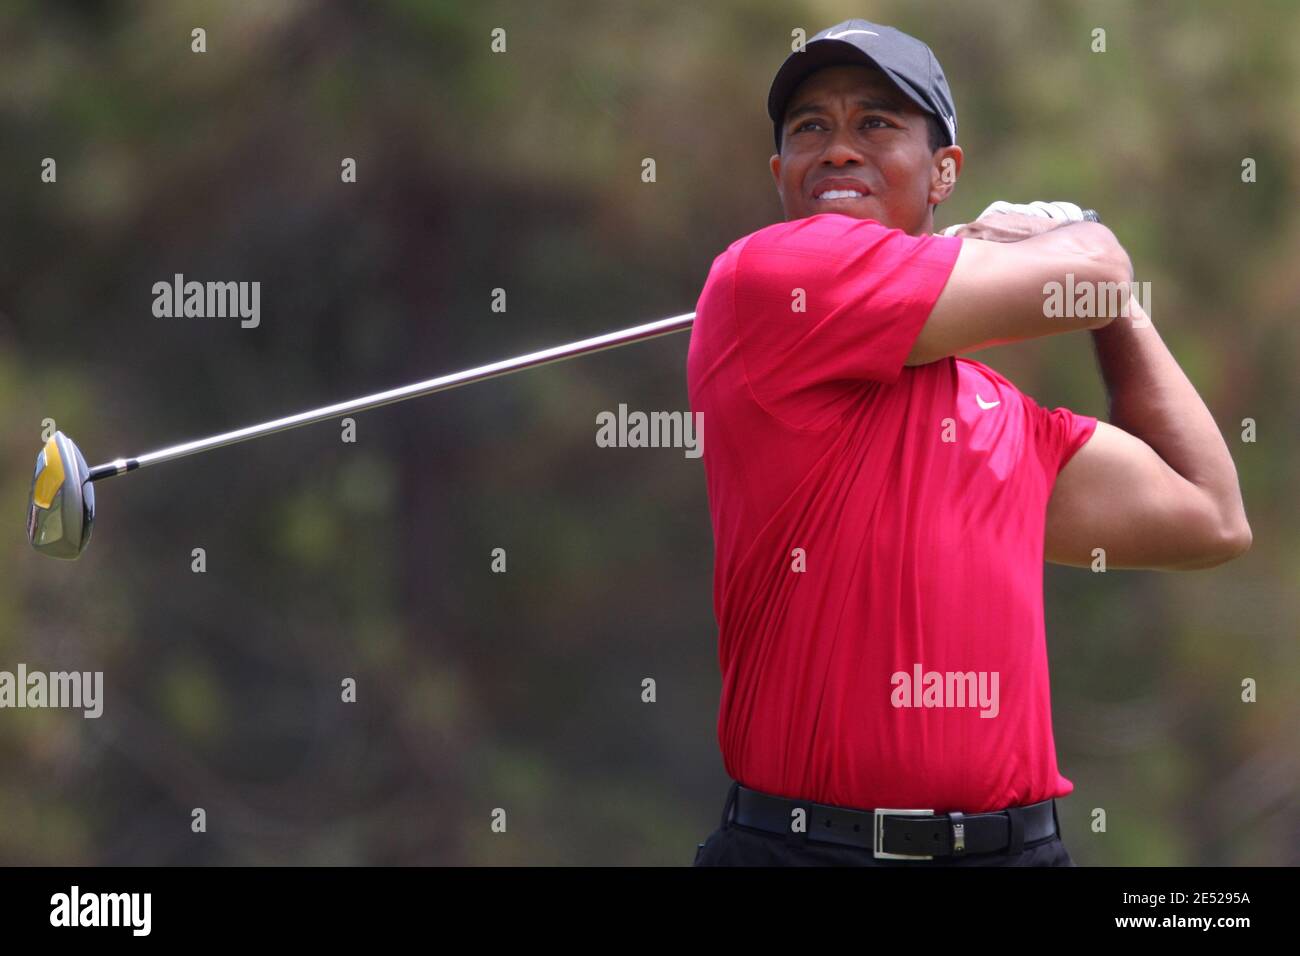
[1090, 305, 1250, 536]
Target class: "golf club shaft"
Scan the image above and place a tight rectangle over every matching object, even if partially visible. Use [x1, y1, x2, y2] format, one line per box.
[86, 312, 697, 482]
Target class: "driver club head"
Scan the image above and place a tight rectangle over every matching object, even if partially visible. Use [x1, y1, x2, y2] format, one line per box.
[27, 431, 96, 559]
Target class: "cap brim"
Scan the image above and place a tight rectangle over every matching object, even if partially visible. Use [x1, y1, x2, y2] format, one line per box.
[768, 39, 940, 141]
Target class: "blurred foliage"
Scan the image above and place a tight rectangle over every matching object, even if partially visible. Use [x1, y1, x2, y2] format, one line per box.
[0, 0, 1296, 865]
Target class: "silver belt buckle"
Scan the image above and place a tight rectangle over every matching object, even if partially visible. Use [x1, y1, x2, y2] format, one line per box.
[873, 807, 935, 859]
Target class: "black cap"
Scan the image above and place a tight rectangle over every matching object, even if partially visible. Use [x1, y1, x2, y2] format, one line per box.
[767, 19, 957, 152]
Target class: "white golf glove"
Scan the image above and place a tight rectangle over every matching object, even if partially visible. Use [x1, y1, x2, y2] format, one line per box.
[942, 200, 1088, 236]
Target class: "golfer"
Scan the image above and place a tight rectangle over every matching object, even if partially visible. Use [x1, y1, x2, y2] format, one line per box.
[687, 19, 1251, 866]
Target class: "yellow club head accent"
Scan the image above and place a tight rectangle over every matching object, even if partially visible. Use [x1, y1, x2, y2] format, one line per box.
[27, 431, 96, 559]
[32, 436, 66, 509]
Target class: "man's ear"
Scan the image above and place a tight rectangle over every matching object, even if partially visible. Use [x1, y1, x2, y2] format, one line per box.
[929, 144, 963, 207]
[770, 152, 783, 200]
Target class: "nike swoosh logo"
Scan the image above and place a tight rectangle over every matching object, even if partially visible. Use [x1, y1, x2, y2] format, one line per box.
[976, 394, 1000, 410]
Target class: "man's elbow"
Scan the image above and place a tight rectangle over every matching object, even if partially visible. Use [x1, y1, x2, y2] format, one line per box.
[1178, 518, 1253, 569]
[1218, 519, 1253, 562]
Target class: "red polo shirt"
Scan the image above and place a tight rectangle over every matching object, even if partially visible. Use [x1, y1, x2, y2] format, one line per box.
[687, 213, 1097, 814]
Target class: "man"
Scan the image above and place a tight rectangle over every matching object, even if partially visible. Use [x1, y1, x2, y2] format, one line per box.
[687, 19, 1251, 866]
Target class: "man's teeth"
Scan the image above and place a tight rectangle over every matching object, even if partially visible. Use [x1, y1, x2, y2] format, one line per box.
[818, 189, 865, 200]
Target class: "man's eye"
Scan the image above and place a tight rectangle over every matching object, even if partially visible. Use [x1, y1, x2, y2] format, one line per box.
[794, 117, 890, 133]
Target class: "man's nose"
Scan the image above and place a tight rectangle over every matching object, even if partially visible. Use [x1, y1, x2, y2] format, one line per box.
[821, 130, 864, 165]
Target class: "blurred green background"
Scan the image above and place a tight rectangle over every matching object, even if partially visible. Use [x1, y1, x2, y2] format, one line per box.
[1, 0, 1296, 865]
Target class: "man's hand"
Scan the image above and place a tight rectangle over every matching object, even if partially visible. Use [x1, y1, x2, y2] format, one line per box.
[943, 211, 1061, 243]
[942, 200, 1093, 243]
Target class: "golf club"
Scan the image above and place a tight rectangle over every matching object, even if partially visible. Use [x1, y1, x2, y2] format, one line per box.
[27, 311, 697, 560]
[27, 209, 1101, 561]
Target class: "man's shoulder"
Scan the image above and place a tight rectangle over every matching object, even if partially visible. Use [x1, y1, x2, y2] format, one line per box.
[705, 221, 781, 272]
[703, 214, 894, 285]
[737, 213, 895, 250]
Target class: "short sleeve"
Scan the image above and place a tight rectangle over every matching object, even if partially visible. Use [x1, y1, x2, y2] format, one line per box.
[1024, 393, 1099, 479]
[733, 214, 961, 429]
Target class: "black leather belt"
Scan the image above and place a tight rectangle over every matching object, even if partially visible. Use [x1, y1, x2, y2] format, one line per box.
[729, 783, 1058, 859]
